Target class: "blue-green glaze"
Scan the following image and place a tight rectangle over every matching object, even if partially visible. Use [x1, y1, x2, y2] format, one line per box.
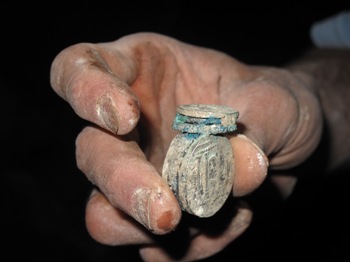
[172, 113, 237, 135]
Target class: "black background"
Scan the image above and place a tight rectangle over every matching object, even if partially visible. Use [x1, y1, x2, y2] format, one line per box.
[2, 2, 350, 261]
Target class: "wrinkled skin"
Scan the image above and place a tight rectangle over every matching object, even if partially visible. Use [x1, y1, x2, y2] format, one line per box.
[50, 33, 322, 261]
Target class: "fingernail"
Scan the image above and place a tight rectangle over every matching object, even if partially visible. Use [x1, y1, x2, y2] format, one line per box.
[97, 94, 119, 133]
[132, 188, 152, 231]
[132, 187, 180, 234]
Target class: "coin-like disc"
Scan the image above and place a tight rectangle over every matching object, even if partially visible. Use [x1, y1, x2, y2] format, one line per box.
[177, 104, 239, 126]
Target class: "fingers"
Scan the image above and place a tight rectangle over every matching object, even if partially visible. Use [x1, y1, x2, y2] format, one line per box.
[50, 43, 140, 135]
[139, 201, 252, 262]
[85, 189, 154, 245]
[76, 126, 182, 234]
[230, 134, 269, 196]
[232, 68, 322, 169]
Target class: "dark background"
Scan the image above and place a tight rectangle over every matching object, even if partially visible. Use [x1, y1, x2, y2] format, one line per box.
[2, 2, 350, 261]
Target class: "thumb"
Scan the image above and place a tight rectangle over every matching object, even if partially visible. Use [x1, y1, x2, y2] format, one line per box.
[230, 134, 269, 196]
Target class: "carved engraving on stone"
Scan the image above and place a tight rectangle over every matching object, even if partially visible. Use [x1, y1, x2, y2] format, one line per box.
[162, 104, 239, 218]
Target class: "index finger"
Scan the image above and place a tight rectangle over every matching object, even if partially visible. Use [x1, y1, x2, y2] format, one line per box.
[50, 41, 140, 135]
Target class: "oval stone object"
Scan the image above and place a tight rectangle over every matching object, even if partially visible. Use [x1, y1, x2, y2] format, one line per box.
[162, 104, 238, 217]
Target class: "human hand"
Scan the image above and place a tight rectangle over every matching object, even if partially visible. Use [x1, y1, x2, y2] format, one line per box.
[50, 32, 322, 261]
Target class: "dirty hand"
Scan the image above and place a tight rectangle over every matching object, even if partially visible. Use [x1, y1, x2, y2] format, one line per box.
[50, 32, 322, 261]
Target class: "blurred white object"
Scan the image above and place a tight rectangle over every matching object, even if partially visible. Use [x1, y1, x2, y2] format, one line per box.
[310, 11, 350, 48]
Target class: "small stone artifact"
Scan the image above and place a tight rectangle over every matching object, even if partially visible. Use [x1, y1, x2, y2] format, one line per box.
[162, 104, 239, 217]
